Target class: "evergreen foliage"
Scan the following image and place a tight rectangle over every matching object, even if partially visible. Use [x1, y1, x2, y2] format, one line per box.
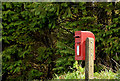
[2, 2, 120, 80]
[2, 2, 57, 80]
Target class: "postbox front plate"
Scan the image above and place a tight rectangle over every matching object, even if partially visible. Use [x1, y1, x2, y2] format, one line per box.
[75, 31, 95, 60]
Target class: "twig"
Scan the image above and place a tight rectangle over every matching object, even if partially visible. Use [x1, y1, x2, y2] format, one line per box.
[60, 25, 74, 35]
[111, 58, 120, 67]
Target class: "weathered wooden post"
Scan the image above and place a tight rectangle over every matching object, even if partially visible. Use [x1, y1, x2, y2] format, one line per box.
[85, 38, 94, 80]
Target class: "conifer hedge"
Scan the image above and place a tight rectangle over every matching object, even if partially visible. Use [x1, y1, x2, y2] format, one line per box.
[2, 2, 120, 80]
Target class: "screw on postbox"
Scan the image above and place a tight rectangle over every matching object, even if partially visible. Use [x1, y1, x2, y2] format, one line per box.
[74, 31, 95, 60]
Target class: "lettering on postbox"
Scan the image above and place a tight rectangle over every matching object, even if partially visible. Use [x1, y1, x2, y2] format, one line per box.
[74, 31, 95, 60]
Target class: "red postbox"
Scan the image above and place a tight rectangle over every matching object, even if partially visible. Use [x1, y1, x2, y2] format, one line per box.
[74, 31, 95, 60]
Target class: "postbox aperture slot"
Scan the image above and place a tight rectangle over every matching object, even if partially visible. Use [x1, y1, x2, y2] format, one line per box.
[74, 36, 80, 38]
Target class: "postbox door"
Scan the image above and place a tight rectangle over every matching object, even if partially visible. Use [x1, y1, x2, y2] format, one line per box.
[75, 38, 81, 60]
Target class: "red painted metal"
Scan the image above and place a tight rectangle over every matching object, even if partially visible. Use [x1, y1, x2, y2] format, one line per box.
[74, 31, 95, 60]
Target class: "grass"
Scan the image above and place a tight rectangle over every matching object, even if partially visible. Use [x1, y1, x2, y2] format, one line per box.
[53, 61, 119, 79]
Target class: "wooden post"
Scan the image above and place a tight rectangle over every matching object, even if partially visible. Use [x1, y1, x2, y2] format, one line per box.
[85, 37, 94, 80]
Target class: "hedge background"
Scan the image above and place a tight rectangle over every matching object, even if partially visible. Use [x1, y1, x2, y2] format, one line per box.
[2, 2, 120, 80]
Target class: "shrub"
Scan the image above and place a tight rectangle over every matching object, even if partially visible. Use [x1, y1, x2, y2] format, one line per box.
[115, 69, 120, 79]
[54, 61, 117, 79]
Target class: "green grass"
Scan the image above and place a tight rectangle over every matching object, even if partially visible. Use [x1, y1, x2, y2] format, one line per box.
[53, 61, 119, 79]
